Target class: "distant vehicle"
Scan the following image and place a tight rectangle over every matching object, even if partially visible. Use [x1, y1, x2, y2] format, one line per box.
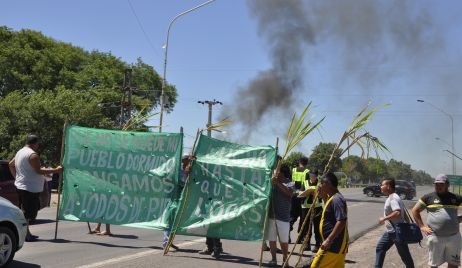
[363, 180, 416, 200]
[0, 196, 28, 267]
[0, 160, 49, 210]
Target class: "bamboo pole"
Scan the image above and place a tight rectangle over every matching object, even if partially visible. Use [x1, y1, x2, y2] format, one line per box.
[163, 129, 202, 255]
[54, 119, 68, 240]
[258, 137, 280, 267]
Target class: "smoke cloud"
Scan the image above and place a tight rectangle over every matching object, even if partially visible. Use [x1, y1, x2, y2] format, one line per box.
[222, 0, 457, 141]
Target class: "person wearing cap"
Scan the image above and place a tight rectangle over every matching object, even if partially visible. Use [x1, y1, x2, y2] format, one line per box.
[297, 169, 322, 252]
[412, 174, 462, 268]
[310, 172, 348, 268]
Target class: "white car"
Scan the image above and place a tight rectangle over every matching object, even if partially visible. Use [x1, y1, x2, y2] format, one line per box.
[0, 197, 27, 267]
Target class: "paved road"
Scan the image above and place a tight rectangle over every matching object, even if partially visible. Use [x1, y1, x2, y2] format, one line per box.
[13, 186, 433, 267]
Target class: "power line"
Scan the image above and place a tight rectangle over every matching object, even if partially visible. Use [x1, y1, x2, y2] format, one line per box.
[126, 0, 161, 60]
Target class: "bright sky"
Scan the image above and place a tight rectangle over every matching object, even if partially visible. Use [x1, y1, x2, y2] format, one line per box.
[2, 0, 461, 177]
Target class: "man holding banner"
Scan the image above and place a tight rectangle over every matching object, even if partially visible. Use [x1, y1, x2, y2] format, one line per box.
[9, 134, 62, 242]
[267, 164, 294, 266]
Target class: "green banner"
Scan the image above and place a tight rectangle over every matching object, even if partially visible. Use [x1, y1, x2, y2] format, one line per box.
[59, 126, 183, 230]
[173, 135, 277, 241]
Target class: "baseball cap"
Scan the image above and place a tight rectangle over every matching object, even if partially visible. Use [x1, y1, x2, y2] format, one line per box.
[434, 174, 448, 184]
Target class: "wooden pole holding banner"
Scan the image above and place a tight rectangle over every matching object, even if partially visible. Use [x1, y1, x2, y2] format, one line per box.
[164, 129, 201, 255]
[259, 137, 279, 267]
[54, 119, 68, 240]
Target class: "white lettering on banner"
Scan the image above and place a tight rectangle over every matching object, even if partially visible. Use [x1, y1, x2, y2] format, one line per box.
[190, 200, 263, 225]
[70, 129, 181, 153]
[167, 137, 179, 153]
[200, 181, 209, 194]
[67, 149, 181, 174]
[67, 192, 173, 223]
[91, 171, 176, 194]
[116, 195, 130, 221]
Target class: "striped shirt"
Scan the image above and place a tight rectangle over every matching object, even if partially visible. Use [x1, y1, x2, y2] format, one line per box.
[269, 178, 295, 222]
[415, 191, 462, 236]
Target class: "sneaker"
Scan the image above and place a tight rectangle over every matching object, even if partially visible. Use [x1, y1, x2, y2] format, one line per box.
[198, 248, 213, 255]
[268, 259, 277, 266]
[211, 249, 221, 258]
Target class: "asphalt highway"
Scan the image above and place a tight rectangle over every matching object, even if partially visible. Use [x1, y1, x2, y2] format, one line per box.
[13, 186, 433, 267]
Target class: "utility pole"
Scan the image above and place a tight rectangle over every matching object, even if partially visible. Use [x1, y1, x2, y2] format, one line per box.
[120, 69, 138, 128]
[198, 99, 222, 137]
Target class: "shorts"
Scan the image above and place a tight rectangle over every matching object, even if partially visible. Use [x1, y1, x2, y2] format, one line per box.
[266, 218, 290, 243]
[17, 189, 40, 221]
[427, 233, 461, 266]
[310, 248, 345, 268]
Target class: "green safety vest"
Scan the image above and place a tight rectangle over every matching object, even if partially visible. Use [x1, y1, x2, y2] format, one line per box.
[301, 179, 322, 208]
[292, 168, 309, 183]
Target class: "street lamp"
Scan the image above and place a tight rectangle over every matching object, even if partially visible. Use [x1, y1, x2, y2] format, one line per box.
[436, 137, 452, 148]
[158, 0, 216, 132]
[417, 99, 456, 175]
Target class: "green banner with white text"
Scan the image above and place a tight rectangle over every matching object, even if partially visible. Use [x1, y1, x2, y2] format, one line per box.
[59, 126, 183, 230]
[173, 135, 277, 241]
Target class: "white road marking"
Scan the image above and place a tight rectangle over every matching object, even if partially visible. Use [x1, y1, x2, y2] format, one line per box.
[347, 203, 368, 208]
[75, 237, 206, 268]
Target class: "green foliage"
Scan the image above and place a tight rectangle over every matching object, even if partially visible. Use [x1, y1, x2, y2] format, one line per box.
[283, 152, 306, 169]
[387, 159, 412, 180]
[322, 104, 390, 175]
[308, 143, 342, 173]
[342, 156, 433, 185]
[0, 26, 177, 164]
[282, 102, 324, 161]
[342, 155, 367, 182]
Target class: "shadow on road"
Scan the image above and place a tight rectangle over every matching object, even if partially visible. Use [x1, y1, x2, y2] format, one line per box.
[345, 198, 387, 204]
[29, 219, 55, 225]
[9, 260, 41, 267]
[174, 253, 259, 266]
[41, 238, 156, 250]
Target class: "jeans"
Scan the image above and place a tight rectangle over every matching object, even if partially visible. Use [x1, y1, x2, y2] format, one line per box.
[206, 237, 222, 252]
[300, 206, 322, 247]
[162, 230, 170, 248]
[374, 231, 414, 268]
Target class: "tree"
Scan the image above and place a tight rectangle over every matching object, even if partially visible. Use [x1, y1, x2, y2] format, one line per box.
[283, 151, 306, 169]
[363, 158, 388, 184]
[387, 159, 412, 180]
[342, 155, 367, 182]
[0, 27, 177, 164]
[308, 143, 342, 173]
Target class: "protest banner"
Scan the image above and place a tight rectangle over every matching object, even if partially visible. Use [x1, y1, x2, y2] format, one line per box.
[58, 126, 183, 230]
[172, 134, 277, 241]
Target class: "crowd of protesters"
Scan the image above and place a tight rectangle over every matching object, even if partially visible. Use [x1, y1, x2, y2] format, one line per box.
[8, 135, 462, 267]
[263, 155, 462, 268]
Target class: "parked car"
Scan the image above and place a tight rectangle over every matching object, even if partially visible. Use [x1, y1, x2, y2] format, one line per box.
[0, 196, 28, 267]
[363, 180, 416, 200]
[0, 160, 49, 210]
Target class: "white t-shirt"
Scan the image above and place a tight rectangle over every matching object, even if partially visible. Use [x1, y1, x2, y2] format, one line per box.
[14, 147, 45, 193]
[384, 193, 405, 233]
